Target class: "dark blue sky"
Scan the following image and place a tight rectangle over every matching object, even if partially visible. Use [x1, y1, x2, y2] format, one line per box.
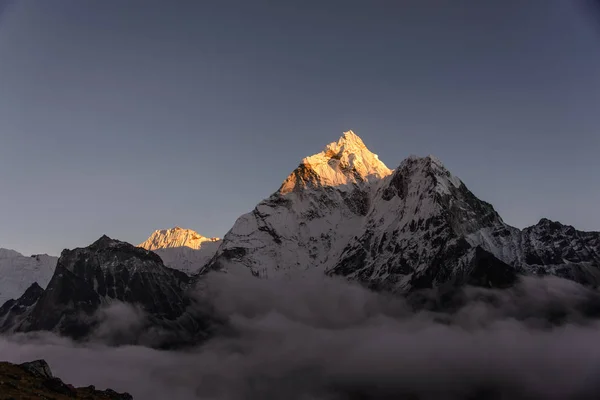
[0, 0, 599, 255]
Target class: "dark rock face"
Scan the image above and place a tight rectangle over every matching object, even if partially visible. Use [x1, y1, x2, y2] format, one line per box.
[42, 377, 78, 397]
[342, 188, 371, 216]
[1, 236, 214, 348]
[19, 236, 192, 339]
[462, 247, 519, 288]
[519, 219, 600, 286]
[0, 282, 44, 331]
[20, 359, 54, 379]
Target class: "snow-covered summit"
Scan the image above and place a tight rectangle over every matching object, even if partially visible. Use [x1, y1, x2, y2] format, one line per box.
[138, 227, 221, 275]
[0, 249, 57, 306]
[138, 226, 220, 251]
[396, 155, 463, 197]
[0, 249, 22, 259]
[209, 130, 395, 278]
[279, 130, 392, 194]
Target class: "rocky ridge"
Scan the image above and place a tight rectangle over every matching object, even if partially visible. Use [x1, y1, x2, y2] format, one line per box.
[0, 236, 211, 348]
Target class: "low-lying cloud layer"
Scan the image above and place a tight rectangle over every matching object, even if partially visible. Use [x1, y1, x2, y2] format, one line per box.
[3, 273, 600, 399]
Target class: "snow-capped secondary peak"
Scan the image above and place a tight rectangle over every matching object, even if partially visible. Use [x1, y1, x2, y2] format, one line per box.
[138, 227, 220, 251]
[279, 130, 392, 194]
[0, 249, 57, 306]
[138, 227, 222, 275]
[395, 155, 463, 196]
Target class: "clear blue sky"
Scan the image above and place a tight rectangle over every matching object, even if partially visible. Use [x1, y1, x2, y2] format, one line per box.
[0, 0, 599, 256]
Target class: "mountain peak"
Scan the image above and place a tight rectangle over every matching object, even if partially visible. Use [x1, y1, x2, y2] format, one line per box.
[89, 235, 123, 250]
[138, 227, 220, 251]
[337, 130, 366, 149]
[279, 130, 392, 194]
[396, 154, 462, 196]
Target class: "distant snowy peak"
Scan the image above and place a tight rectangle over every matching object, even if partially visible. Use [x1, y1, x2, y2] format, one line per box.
[0, 249, 57, 306]
[279, 130, 392, 194]
[138, 227, 221, 275]
[382, 155, 464, 208]
[401, 155, 462, 194]
[0, 248, 24, 259]
[138, 226, 220, 251]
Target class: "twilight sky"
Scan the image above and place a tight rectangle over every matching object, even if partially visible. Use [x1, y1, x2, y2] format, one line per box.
[0, 0, 598, 256]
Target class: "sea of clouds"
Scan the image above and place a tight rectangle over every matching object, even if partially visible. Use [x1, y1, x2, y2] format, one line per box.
[3, 273, 600, 399]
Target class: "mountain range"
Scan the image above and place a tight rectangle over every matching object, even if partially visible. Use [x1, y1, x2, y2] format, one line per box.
[1, 130, 598, 345]
[208, 131, 600, 290]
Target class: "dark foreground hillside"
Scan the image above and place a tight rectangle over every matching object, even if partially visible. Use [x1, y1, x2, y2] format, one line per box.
[0, 360, 132, 400]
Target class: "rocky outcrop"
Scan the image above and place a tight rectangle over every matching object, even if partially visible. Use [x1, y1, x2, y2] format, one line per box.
[520, 218, 600, 285]
[0, 282, 44, 331]
[1, 236, 213, 348]
[20, 359, 54, 379]
[0, 359, 133, 399]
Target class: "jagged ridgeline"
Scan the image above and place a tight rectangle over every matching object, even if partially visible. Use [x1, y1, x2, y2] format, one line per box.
[1, 131, 599, 347]
[207, 131, 600, 290]
[0, 236, 216, 348]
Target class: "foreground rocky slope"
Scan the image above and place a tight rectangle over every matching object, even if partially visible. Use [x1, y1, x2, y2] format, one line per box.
[207, 131, 600, 290]
[0, 236, 212, 347]
[0, 359, 132, 399]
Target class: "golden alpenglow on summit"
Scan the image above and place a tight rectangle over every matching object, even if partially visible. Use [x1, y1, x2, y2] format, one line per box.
[279, 130, 392, 194]
[138, 226, 220, 251]
[1, 1, 599, 399]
